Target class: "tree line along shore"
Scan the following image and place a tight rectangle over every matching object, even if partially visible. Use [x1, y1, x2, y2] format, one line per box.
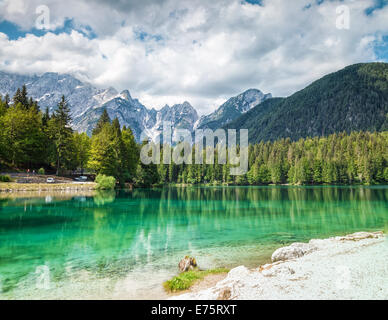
[0, 86, 387, 189]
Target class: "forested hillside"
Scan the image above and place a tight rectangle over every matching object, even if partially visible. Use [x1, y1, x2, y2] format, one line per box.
[226, 63, 388, 143]
[158, 131, 388, 185]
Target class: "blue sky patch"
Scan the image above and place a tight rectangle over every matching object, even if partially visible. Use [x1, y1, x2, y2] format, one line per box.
[0, 18, 97, 40]
[374, 35, 388, 61]
[365, 0, 388, 15]
[134, 30, 162, 42]
[243, 0, 263, 5]
[0, 20, 45, 39]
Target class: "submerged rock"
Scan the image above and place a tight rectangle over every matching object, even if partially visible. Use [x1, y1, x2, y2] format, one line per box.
[178, 256, 198, 272]
[271, 242, 317, 262]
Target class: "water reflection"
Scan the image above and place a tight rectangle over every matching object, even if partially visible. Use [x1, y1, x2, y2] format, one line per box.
[93, 190, 116, 206]
[0, 186, 387, 297]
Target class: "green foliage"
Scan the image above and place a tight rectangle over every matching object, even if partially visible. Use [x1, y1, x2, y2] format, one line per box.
[13, 85, 29, 108]
[38, 168, 45, 175]
[95, 174, 116, 190]
[73, 132, 91, 173]
[0, 88, 86, 174]
[154, 131, 388, 186]
[0, 175, 11, 182]
[120, 126, 139, 182]
[47, 96, 74, 175]
[226, 63, 388, 143]
[163, 268, 229, 292]
[92, 109, 111, 136]
[88, 123, 119, 176]
[1, 102, 46, 167]
[134, 141, 159, 187]
[88, 116, 139, 184]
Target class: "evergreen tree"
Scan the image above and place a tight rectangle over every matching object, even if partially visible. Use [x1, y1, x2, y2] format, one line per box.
[88, 122, 120, 178]
[121, 127, 139, 182]
[88, 115, 139, 184]
[13, 85, 29, 108]
[4, 94, 10, 108]
[92, 109, 111, 135]
[157, 131, 387, 186]
[73, 132, 91, 174]
[48, 96, 74, 175]
[1, 102, 45, 168]
[134, 140, 159, 187]
[42, 107, 50, 127]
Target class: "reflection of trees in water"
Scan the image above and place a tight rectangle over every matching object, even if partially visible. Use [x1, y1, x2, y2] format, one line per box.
[130, 187, 387, 234]
[0, 198, 8, 209]
[93, 190, 116, 206]
[0, 186, 387, 293]
[119, 186, 388, 268]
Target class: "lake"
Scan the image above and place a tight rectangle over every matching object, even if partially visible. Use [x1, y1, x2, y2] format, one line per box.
[0, 186, 387, 299]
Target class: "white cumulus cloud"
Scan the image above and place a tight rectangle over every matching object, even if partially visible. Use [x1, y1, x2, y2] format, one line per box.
[0, 0, 387, 114]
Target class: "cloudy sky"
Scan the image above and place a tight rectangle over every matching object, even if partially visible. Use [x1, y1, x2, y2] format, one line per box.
[0, 0, 387, 114]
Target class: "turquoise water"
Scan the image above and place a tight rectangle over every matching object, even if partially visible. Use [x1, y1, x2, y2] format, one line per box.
[0, 186, 387, 299]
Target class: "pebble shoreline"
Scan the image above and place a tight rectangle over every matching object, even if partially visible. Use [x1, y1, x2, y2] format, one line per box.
[172, 231, 387, 300]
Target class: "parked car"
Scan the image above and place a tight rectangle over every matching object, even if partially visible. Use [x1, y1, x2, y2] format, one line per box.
[46, 178, 55, 183]
[74, 176, 88, 182]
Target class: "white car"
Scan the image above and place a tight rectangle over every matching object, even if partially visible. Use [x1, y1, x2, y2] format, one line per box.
[75, 176, 88, 182]
[46, 178, 55, 183]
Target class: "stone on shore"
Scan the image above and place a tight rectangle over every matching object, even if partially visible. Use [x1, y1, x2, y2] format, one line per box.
[271, 231, 383, 263]
[334, 231, 383, 241]
[178, 256, 198, 272]
[171, 231, 387, 300]
[271, 242, 317, 262]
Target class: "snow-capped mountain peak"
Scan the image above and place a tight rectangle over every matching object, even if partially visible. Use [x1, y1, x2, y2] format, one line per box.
[0, 71, 270, 141]
[197, 88, 272, 130]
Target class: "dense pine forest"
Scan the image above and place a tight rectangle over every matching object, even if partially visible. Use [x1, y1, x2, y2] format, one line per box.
[0, 86, 387, 186]
[226, 63, 388, 143]
[164, 131, 388, 185]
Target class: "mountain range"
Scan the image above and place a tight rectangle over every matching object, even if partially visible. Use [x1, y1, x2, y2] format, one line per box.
[0, 71, 267, 141]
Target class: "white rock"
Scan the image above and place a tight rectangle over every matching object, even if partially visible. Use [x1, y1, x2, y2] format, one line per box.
[261, 265, 295, 277]
[171, 231, 387, 300]
[334, 231, 383, 241]
[227, 266, 251, 279]
[271, 242, 317, 262]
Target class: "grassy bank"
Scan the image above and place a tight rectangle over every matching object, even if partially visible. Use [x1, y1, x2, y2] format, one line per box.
[0, 182, 97, 192]
[163, 268, 230, 292]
